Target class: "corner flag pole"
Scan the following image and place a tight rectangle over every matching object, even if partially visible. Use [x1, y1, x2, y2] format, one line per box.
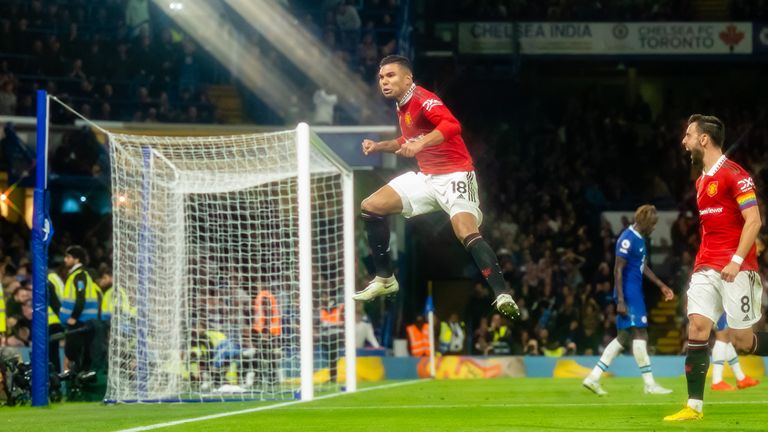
[426, 281, 436, 378]
[31, 90, 52, 406]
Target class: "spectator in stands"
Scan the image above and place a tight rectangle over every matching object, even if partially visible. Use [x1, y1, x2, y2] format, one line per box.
[125, 0, 151, 38]
[67, 58, 88, 82]
[357, 32, 379, 77]
[439, 313, 466, 355]
[312, 87, 338, 125]
[465, 282, 492, 335]
[336, 1, 362, 54]
[5, 282, 32, 348]
[0, 80, 17, 116]
[0, 19, 13, 54]
[485, 313, 512, 355]
[355, 305, 381, 349]
[473, 316, 489, 354]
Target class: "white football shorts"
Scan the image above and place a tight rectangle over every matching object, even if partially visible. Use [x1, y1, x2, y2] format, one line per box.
[687, 268, 763, 329]
[387, 170, 483, 225]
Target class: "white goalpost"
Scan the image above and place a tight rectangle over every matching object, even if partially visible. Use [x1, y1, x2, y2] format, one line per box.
[104, 123, 356, 403]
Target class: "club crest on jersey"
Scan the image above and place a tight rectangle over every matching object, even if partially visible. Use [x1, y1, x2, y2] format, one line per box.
[404, 112, 412, 126]
[706, 181, 718, 197]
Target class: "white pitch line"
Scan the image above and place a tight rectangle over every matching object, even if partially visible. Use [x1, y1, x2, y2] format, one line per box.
[281, 400, 768, 410]
[113, 380, 424, 432]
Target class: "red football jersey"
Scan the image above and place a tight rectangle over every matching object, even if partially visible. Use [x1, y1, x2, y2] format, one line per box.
[395, 85, 474, 175]
[694, 156, 759, 272]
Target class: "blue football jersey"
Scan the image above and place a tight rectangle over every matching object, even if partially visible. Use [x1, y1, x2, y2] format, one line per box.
[614, 226, 646, 303]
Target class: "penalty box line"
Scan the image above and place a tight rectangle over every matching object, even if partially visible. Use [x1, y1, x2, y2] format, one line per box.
[113, 380, 424, 432]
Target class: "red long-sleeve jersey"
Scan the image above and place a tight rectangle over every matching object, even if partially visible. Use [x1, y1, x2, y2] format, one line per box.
[395, 85, 474, 175]
[694, 155, 759, 272]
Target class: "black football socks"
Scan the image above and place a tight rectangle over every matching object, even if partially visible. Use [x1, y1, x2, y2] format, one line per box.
[463, 232, 506, 298]
[362, 210, 392, 278]
[685, 339, 709, 402]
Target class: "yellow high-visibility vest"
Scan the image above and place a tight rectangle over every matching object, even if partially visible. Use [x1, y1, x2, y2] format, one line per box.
[0, 296, 6, 333]
[101, 287, 134, 320]
[48, 306, 61, 326]
[206, 330, 227, 349]
[48, 273, 64, 303]
[60, 267, 101, 323]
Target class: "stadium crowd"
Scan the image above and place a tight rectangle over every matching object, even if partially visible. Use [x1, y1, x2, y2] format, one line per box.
[0, 0, 403, 125]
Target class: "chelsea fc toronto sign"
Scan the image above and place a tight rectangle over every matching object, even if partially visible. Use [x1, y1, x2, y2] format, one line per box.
[458, 22, 753, 55]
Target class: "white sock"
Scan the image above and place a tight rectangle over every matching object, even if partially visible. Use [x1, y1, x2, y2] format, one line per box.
[588, 338, 624, 381]
[726, 342, 746, 381]
[711, 340, 728, 384]
[687, 398, 703, 412]
[632, 339, 655, 386]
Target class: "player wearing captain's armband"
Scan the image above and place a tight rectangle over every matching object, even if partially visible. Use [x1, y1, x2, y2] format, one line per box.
[665, 115, 767, 422]
[353, 55, 518, 319]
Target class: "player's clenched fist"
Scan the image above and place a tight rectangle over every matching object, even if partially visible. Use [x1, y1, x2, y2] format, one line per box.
[395, 140, 423, 158]
[720, 262, 739, 283]
[362, 139, 377, 155]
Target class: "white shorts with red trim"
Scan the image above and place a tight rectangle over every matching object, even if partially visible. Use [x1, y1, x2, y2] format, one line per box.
[686, 269, 763, 330]
[387, 170, 482, 225]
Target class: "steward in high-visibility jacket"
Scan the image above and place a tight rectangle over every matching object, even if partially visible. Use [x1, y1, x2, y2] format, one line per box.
[320, 299, 344, 382]
[61, 245, 100, 373]
[0, 295, 6, 336]
[439, 315, 465, 354]
[59, 264, 102, 324]
[406, 316, 430, 357]
[100, 286, 135, 321]
[253, 290, 281, 336]
[202, 330, 247, 386]
[488, 323, 511, 355]
[47, 306, 61, 326]
[48, 272, 64, 314]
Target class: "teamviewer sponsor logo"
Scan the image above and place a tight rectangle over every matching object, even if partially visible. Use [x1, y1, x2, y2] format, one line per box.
[700, 207, 723, 216]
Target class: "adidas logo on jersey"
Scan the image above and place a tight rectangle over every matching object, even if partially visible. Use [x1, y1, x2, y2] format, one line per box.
[744, 314, 751, 321]
[457, 194, 465, 200]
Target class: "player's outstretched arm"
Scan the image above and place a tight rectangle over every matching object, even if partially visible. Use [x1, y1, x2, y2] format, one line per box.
[362, 138, 401, 155]
[643, 266, 674, 301]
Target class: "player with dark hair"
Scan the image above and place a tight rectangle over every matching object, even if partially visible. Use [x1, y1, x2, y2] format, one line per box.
[352, 55, 518, 319]
[583, 204, 674, 396]
[665, 114, 767, 421]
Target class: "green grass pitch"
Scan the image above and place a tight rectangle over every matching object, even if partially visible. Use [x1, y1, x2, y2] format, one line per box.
[3, 377, 767, 431]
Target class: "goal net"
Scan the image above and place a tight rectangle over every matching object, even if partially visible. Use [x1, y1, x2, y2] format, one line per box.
[105, 124, 355, 403]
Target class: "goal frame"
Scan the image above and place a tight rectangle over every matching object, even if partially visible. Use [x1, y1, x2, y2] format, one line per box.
[31, 93, 357, 404]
